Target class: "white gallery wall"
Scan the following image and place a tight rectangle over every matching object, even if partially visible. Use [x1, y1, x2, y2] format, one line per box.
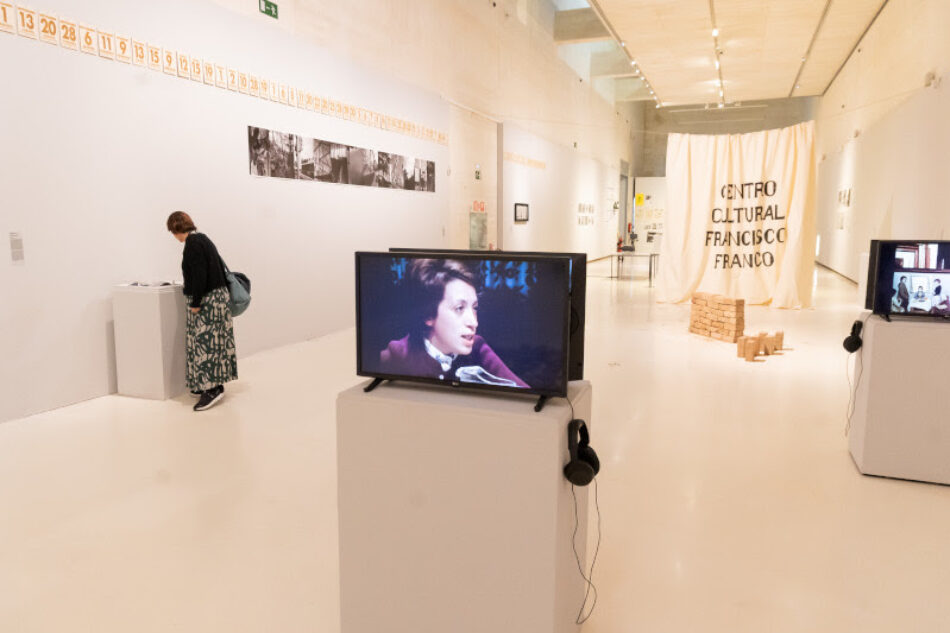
[0, 0, 449, 422]
[816, 74, 950, 281]
[501, 124, 619, 258]
[815, 0, 950, 280]
[446, 106, 500, 250]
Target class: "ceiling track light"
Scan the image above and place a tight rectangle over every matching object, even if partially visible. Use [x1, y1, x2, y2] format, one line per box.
[587, 0, 660, 106]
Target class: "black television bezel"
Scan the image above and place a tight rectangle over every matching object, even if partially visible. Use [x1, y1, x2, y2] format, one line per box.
[355, 250, 573, 398]
[389, 247, 587, 380]
[867, 239, 950, 318]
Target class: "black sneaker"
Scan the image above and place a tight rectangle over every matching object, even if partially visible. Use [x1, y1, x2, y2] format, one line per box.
[190, 390, 202, 397]
[193, 386, 224, 411]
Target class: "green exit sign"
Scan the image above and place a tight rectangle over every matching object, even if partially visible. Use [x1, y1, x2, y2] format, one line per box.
[259, 0, 278, 19]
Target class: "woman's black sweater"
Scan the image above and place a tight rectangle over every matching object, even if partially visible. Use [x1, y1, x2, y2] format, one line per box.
[182, 232, 227, 308]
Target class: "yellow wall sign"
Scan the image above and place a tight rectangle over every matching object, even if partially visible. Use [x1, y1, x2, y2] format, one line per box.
[635, 193, 645, 206]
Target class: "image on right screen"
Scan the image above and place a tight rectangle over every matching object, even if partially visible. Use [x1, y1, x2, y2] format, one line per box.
[870, 241, 950, 316]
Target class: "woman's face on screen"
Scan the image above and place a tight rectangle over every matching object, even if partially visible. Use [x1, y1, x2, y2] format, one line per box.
[426, 279, 478, 356]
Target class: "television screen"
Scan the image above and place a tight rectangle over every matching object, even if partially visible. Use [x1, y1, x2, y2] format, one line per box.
[390, 247, 586, 380]
[356, 252, 571, 397]
[867, 240, 950, 317]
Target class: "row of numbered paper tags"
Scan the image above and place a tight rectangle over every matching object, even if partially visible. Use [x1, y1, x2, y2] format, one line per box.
[0, 3, 448, 144]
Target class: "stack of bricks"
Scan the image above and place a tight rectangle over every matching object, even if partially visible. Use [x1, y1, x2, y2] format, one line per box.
[688, 293, 745, 342]
[738, 331, 785, 362]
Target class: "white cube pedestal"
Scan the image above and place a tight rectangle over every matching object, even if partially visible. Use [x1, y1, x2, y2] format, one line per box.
[849, 314, 950, 484]
[336, 380, 593, 633]
[112, 284, 186, 399]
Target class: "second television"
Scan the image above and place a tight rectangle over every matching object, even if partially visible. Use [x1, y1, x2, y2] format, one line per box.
[866, 240, 950, 317]
[391, 247, 587, 380]
[357, 251, 572, 397]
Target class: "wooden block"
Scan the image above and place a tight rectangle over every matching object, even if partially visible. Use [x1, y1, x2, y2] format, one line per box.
[776, 331, 784, 349]
[744, 340, 757, 362]
[756, 333, 767, 355]
[737, 337, 748, 357]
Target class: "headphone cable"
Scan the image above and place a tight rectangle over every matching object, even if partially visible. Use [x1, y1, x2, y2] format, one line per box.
[565, 395, 601, 624]
[845, 313, 872, 436]
[572, 479, 601, 624]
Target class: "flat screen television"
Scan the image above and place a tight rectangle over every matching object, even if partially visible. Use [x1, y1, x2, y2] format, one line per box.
[356, 251, 572, 398]
[866, 240, 950, 317]
[390, 248, 587, 380]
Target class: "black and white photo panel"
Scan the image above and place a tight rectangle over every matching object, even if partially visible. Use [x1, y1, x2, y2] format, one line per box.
[390, 154, 406, 189]
[248, 126, 270, 176]
[247, 126, 436, 192]
[348, 148, 378, 187]
[376, 152, 393, 188]
[296, 136, 317, 181]
[267, 131, 296, 179]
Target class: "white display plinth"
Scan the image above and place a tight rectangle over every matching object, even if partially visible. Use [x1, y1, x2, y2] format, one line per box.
[337, 380, 593, 633]
[112, 284, 186, 399]
[849, 313, 950, 484]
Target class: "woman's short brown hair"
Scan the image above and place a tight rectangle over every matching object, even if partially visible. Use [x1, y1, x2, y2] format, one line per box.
[407, 259, 478, 341]
[166, 211, 196, 234]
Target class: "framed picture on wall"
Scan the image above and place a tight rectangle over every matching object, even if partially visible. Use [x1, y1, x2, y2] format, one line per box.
[514, 202, 529, 223]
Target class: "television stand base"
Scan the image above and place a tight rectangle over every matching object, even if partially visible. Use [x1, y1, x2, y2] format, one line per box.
[363, 378, 385, 393]
[882, 313, 891, 322]
[534, 395, 548, 413]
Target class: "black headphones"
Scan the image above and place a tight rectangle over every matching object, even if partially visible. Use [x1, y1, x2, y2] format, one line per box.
[564, 419, 600, 487]
[843, 320, 863, 353]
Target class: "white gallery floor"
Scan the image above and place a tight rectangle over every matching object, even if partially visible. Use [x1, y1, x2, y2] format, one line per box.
[2, 261, 949, 633]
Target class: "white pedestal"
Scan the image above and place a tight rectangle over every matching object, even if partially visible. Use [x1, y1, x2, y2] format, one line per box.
[849, 314, 950, 484]
[112, 284, 186, 399]
[336, 381, 593, 633]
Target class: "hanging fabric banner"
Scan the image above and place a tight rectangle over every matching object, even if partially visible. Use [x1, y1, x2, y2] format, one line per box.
[656, 121, 817, 308]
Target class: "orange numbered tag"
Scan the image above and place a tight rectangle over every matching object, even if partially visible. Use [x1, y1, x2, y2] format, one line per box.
[227, 68, 238, 91]
[163, 49, 177, 75]
[131, 39, 145, 66]
[259, 78, 269, 98]
[190, 57, 202, 81]
[115, 35, 131, 63]
[38, 13, 57, 44]
[214, 64, 226, 88]
[202, 61, 214, 85]
[58, 18, 77, 49]
[177, 52, 189, 77]
[79, 25, 97, 54]
[248, 75, 260, 97]
[278, 84, 288, 104]
[238, 72, 248, 94]
[304, 92, 313, 110]
[269, 79, 278, 101]
[98, 32, 115, 59]
[147, 45, 161, 70]
[0, 3, 15, 34]
[16, 6, 37, 38]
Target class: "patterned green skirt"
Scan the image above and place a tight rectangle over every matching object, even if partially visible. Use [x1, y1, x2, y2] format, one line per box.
[184, 286, 238, 392]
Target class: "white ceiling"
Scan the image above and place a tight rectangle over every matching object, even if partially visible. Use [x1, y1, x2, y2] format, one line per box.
[591, 0, 887, 106]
